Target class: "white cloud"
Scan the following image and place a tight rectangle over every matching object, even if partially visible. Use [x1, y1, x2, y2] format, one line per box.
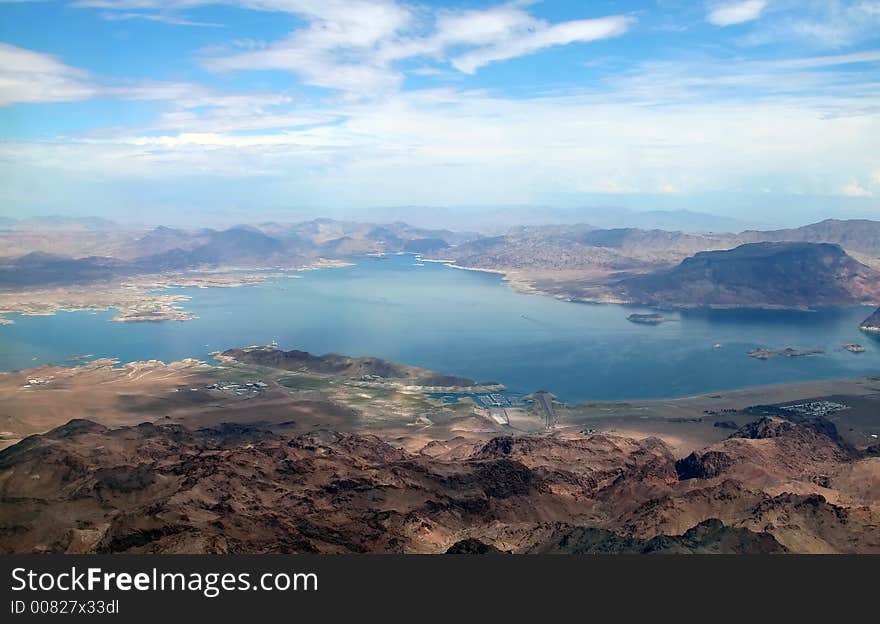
[739, 1, 880, 47]
[787, 1, 880, 46]
[201, 1, 415, 95]
[842, 182, 872, 196]
[450, 15, 633, 74]
[77, 1, 634, 94]
[97, 10, 224, 27]
[587, 50, 880, 117]
[0, 43, 216, 106]
[0, 43, 98, 105]
[707, 0, 767, 26]
[0, 42, 322, 136]
[3, 1, 878, 212]
[4, 80, 878, 208]
[770, 49, 880, 69]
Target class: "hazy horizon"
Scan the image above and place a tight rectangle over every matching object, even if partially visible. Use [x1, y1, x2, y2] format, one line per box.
[3, 203, 879, 234]
[1, 0, 879, 226]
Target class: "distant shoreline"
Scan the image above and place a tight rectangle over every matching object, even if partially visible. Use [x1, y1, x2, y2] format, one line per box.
[0, 259, 353, 326]
[5, 351, 879, 413]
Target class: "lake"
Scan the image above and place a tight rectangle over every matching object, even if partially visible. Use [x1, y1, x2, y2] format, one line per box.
[1, 254, 878, 402]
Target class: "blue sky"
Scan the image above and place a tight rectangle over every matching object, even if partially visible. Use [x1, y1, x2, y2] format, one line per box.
[1, 0, 879, 227]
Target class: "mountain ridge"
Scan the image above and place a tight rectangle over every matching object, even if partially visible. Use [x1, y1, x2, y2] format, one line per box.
[1, 413, 876, 554]
[612, 242, 880, 309]
[3, 218, 879, 312]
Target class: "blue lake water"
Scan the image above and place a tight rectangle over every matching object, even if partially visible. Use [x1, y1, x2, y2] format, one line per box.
[1, 254, 879, 402]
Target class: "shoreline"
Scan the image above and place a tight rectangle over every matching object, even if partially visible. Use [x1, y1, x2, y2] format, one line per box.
[425, 259, 876, 311]
[418, 257, 561, 299]
[0, 258, 353, 325]
[2, 258, 877, 404]
[3, 350, 878, 408]
[589, 373, 880, 406]
[4, 348, 880, 457]
[4, 253, 867, 324]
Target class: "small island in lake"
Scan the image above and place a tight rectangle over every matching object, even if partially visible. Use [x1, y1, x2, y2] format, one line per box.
[627, 313, 667, 325]
[748, 347, 825, 360]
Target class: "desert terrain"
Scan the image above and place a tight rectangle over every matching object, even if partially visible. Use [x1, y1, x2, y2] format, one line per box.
[2, 218, 880, 554]
[1, 347, 879, 554]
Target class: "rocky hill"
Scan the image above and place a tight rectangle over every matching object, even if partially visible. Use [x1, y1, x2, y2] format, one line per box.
[3, 217, 880, 316]
[861, 308, 880, 331]
[741, 219, 880, 257]
[220, 346, 488, 387]
[0, 252, 135, 289]
[613, 242, 880, 309]
[446, 225, 711, 271]
[1, 413, 877, 554]
[0, 220, 475, 288]
[444, 218, 880, 271]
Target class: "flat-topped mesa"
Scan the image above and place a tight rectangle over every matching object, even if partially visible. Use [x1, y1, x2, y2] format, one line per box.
[219, 345, 502, 390]
[861, 308, 880, 332]
[616, 242, 880, 309]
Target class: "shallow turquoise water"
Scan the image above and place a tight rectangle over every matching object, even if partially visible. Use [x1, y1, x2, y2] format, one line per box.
[1, 254, 878, 402]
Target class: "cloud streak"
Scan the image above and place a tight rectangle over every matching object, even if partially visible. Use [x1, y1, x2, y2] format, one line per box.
[97, 10, 224, 27]
[0, 43, 97, 105]
[450, 15, 633, 74]
[707, 0, 767, 26]
[735, 0, 880, 47]
[79, 1, 634, 95]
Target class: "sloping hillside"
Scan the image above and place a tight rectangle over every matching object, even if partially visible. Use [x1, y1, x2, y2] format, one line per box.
[614, 242, 880, 308]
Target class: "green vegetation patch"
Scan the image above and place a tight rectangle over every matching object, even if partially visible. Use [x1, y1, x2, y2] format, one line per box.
[277, 375, 332, 390]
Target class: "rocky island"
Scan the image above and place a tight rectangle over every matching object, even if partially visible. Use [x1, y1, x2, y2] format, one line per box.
[748, 348, 825, 360]
[218, 345, 504, 392]
[627, 313, 667, 325]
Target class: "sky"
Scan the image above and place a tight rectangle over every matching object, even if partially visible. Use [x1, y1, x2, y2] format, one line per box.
[0, 0, 879, 227]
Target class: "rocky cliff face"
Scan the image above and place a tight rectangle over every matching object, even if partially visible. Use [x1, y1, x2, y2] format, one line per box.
[2, 414, 878, 554]
[861, 308, 880, 331]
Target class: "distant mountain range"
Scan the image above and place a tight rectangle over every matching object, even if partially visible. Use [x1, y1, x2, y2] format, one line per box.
[366, 205, 757, 233]
[135, 226, 289, 269]
[0, 253, 135, 288]
[449, 225, 724, 270]
[742, 220, 880, 257]
[440, 219, 880, 309]
[446, 218, 880, 269]
[0, 221, 478, 288]
[125, 221, 473, 265]
[1, 217, 878, 311]
[0, 215, 119, 231]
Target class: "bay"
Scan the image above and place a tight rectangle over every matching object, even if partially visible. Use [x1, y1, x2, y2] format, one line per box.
[1, 254, 878, 402]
